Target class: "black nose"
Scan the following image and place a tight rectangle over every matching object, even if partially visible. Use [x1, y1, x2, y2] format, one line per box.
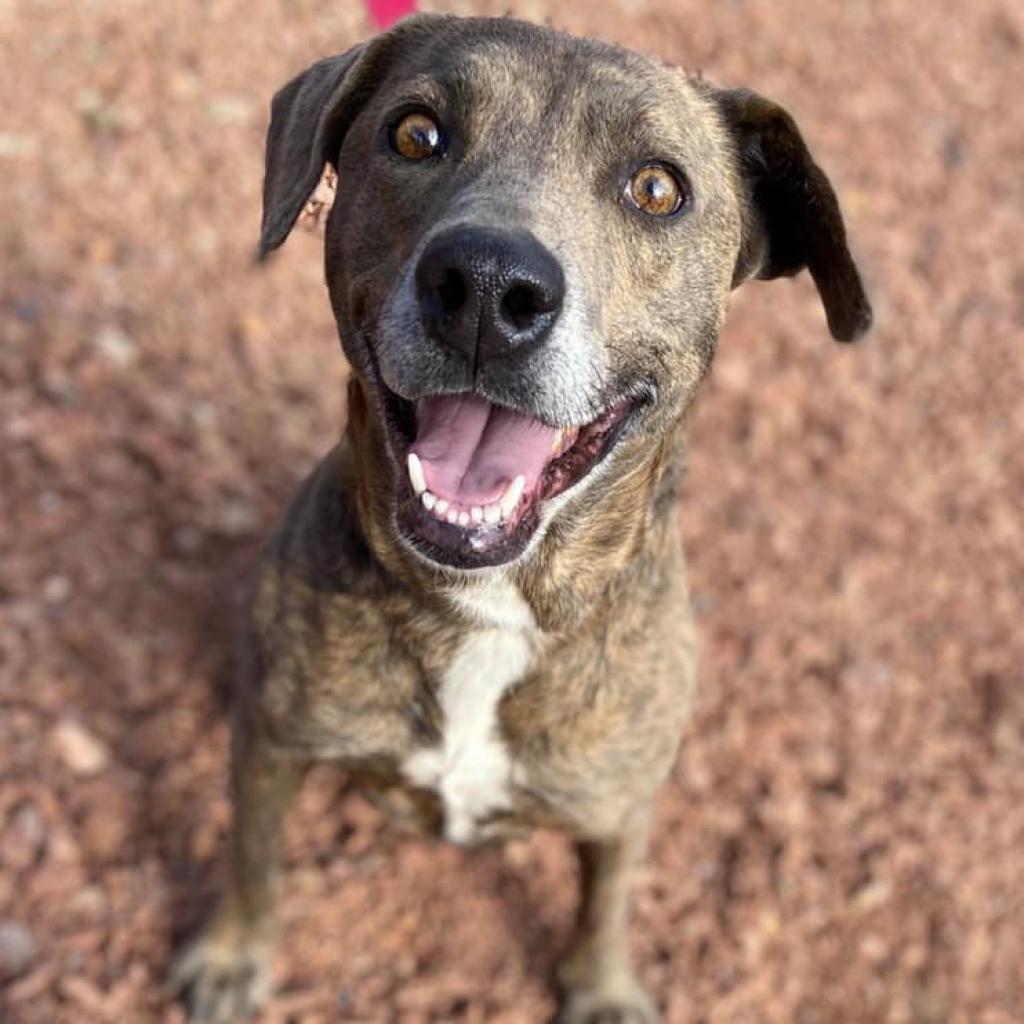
[415, 226, 565, 365]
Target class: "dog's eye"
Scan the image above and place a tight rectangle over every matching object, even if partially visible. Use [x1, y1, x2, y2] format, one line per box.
[390, 111, 444, 161]
[625, 164, 689, 217]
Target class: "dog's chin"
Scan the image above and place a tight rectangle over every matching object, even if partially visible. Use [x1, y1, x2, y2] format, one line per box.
[371, 371, 648, 572]
[395, 489, 540, 570]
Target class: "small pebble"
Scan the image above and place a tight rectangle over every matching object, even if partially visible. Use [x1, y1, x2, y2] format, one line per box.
[42, 574, 72, 603]
[0, 920, 37, 980]
[53, 719, 109, 775]
[217, 497, 259, 536]
[92, 325, 136, 368]
[0, 803, 47, 870]
[68, 885, 109, 920]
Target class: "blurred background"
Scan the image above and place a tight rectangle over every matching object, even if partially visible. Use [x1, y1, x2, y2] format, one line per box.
[1, 1, 1021, 1021]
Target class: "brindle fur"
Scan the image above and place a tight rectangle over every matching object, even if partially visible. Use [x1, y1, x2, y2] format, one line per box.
[173, 14, 869, 1023]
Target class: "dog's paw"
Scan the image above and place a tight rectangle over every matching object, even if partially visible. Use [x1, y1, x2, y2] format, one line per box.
[169, 928, 272, 1023]
[556, 980, 660, 1024]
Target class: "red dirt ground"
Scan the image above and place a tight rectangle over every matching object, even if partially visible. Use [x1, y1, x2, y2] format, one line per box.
[1, 1, 1022, 1022]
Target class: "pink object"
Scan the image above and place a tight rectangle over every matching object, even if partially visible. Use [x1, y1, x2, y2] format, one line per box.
[411, 394, 561, 506]
[367, 0, 417, 29]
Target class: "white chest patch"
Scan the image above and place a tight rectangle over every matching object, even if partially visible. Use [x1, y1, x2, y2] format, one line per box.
[446, 571, 536, 631]
[403, 618, 533, 844]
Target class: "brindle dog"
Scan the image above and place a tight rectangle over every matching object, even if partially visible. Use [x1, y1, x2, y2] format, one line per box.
[172, 13, 870, 1023]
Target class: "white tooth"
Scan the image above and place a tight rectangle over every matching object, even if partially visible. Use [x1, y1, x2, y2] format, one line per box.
[551, 428, 565, 454]
[446, 508, 459, 525]
[421, 491, 436, 511]
[484, 503, 501, 526]
[500, 475, 526, 518]
[458, 511, 470, 527]
[434, 499, 449, 516]
[470, 506, 484, 524]
[407, 452, 426, 496]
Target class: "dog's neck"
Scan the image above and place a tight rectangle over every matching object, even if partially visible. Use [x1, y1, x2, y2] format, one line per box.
[346, 377, 686, 633]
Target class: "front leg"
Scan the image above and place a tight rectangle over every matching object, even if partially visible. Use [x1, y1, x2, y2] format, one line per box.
[557, 805, 658, 1024]
[172, 718, 306, 1023]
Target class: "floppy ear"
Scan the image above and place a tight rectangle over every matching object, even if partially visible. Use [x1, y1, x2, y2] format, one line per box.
[258, 16, 443, 258]
[713, 88, 872, 342]
[259, 45, 367, 258]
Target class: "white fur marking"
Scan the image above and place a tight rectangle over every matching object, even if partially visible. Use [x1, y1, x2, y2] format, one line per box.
[404, 627, 532, 843]
[447, 572, 536, 630]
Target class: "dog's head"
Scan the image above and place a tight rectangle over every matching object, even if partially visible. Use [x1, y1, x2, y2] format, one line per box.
[259, 14, 870, 571]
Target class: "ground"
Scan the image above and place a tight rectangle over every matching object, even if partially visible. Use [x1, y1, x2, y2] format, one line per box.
[1, 0, 1022, 1022]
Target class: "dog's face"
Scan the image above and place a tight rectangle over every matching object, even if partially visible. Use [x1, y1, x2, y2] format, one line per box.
[259, 15, 870, 570]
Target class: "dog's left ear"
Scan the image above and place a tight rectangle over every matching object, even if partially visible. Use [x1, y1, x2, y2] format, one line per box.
[712, 88, 872, 342]
[259, 15, 445, 259]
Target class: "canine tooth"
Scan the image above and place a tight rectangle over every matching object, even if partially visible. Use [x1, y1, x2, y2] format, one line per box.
[483, 503, 501, 526]
[551, 428, 565, 454]
[470, 506, 484, 524]
[407, 453, 426, 496]
[434, 498, 449, 516]
[458, 511, 470, 527]
[500, 475, 525, 518]
[421, 491, 436, 511]
[446, 508, 459, 525]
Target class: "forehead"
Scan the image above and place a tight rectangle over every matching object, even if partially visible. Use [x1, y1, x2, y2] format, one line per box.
[382, 19, 726, 171]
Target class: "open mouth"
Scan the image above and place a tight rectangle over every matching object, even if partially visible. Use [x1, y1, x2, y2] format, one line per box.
[379, 385, 646, 569]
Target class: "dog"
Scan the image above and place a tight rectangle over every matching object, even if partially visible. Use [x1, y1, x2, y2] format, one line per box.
[172, 13, 870, 1023]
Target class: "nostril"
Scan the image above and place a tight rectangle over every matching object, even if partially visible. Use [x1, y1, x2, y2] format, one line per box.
[435, 268, 467, 318]
[420, 265, 468, 324]
[500, 284, 545, 332]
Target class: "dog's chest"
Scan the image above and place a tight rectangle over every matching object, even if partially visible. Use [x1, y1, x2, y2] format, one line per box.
[402, 577, 535, 843]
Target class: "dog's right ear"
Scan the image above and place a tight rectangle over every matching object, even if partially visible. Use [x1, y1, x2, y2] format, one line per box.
[258, 16, 443, 259]
[259, 46, 368, 259]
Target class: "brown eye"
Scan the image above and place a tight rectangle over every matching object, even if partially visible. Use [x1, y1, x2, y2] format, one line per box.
[390, 111, 443, 161]
[625, 163, 689, 217]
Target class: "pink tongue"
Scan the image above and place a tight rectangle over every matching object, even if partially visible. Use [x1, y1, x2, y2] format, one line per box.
[412, 394, 559, 505]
